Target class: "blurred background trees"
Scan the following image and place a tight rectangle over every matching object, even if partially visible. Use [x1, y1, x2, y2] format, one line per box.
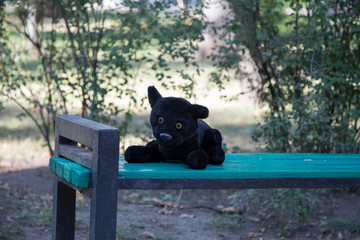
[1, 0, 206, 155]
[1, 1, 359, 236]
[211, 0, 360, 153]
[1, 0, 359, 155]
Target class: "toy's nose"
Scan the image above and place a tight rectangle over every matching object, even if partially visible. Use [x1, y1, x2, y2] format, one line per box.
[159, 133, 172, 143]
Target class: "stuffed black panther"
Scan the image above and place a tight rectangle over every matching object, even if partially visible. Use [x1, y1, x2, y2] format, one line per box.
[124, 86, 225, 169]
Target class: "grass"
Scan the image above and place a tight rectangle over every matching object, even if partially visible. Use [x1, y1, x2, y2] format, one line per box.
[117, 224, 145, 240]
[208, 213, 245, 230]
[0, 103, 48, 170]
[0, 103, 41, 138]
[0, 181, 92, 240]
[323, 218, 360, 234]
[0, 186, 52, 240]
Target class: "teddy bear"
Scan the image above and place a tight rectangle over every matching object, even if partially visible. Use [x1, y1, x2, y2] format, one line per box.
[124, 86, 225, 169]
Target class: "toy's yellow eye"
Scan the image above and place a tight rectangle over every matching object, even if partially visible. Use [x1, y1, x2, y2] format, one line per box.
[158, 117, 164, 124]
[176, 123, 182, 129]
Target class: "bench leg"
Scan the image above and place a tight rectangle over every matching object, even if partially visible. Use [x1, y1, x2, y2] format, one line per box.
[52, 178, 76, 240]
[89, 186, 118, 240]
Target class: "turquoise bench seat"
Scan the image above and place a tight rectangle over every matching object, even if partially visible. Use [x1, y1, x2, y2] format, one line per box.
[50, 153, 360, 189]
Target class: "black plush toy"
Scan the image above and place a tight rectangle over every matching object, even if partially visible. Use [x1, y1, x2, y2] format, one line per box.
[124, 86, 225, 169]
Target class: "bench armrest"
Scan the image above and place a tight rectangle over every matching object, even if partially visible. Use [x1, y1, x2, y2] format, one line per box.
[53, 115, 120, 239]
[55, 115, 120, 188]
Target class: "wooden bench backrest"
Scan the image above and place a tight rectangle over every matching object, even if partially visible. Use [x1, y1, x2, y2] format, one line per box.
[55, 115, 120, 169]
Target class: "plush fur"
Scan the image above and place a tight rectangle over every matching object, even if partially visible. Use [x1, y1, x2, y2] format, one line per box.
[124, 86, 225, 169]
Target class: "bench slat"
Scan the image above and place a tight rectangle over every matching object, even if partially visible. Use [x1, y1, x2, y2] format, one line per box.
[56, 115, 117, 148]
[117, 177, 360, 189]
[50, 157, 91, 188]
[58, 144, 93, 169]
[50, 153, 360, 189]
[118, 153, 360, 179]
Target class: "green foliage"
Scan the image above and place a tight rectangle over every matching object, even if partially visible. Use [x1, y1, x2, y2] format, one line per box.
[210, 213, 245, 230]
[0, 1, 8, 112]
[0, 186, 53, 239]
[212, 0, 360, 153]
[322, 218, 360, 234]
[0, 0, 206, 155]
[229, 188, 319, 236]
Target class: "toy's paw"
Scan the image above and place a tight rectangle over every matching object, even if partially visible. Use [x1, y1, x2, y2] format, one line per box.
[202, 128, 222, 147]
[186, 149, 209, 169]
[207, 146, 225, 165]
[125, 146, 153, 163]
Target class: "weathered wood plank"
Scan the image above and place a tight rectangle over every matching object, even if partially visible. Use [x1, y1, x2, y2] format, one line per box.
[50, 157, 91, 188]
[56, 115, 117, 148]
[117, 177, 360, 189]
[118, 154, 360, 179]
[50, 153, 360, 189]
[58, 144, 92, 169]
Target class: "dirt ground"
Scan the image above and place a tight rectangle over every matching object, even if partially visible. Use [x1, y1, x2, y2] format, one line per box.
[1, 154, 360, 240]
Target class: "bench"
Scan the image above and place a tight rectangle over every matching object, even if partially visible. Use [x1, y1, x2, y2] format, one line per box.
[50, 115, 360, 240]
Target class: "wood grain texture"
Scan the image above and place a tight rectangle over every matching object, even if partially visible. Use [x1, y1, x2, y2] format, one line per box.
[50, 153, 360, 189]
[118, 153, 360, 179]
[50, 157, 91, 188]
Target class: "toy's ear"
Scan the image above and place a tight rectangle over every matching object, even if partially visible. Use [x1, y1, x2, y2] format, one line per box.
[191, 104, 209, 119]
[148, 86, 162, 108]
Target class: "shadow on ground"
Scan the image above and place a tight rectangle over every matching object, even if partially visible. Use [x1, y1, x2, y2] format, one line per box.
[1, 166, 360, 240]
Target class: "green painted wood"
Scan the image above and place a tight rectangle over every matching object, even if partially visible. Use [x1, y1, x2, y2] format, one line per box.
[118, 153, 360, 179]
[49, 157, 91, 188]
[50, 154, 360, 186]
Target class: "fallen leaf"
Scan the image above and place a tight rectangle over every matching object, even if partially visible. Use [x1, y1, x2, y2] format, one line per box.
[0, 182, 9, 190]
[145, 197, 180, 210]
[179, 213, 195, 218]
[248, 216, 260, 222]
[157, 208, 174, 215]
[128, 193, 140, 198]
[40, 193, 53, 201]
[221, 206, 241, 214]
[337, 232, 344, 240]
[140, 231, 155, 239]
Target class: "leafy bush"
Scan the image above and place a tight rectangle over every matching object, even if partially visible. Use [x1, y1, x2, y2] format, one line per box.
[0, 0, 206, 155]
[211, 1, 359, 236]
[212, 0, 360, 153]
[229, 188, 319, 236]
